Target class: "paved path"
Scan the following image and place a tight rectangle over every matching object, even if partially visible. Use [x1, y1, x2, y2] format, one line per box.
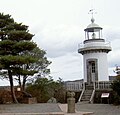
[0, 103, 119, 115]
[76, 103, 120, 115]
[0, 103, 63, 115]
[0, 103, 92, 115]
[59, 104, 93, 115]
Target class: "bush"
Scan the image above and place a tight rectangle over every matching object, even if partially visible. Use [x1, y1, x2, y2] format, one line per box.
[111, 75, 120, 105]
[0, 90, 12, 104]
[112, 92, 120, 105]
[26, 77, 66, 103]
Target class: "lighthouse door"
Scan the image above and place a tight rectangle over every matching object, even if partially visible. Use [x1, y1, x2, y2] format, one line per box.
[87, 59, 98, 84]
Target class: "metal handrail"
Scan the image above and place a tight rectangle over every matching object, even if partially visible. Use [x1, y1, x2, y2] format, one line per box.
[78, 82, 85, 102]
[89, 89, 95, 103]
[89, 82, 95, 103]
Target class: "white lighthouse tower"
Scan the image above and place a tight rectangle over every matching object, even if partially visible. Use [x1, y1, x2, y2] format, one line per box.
[78, 16, 112, 85]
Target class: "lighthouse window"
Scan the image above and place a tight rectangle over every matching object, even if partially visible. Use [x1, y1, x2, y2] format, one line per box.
[92, 62, 95, 73]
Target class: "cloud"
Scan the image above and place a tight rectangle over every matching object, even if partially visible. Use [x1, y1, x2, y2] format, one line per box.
[33, 24, 83, 58]
[104, 27, 120, 41]
[105, 28, 120, 68]
[108, 67, 116, 76]
[108, 49, 120, 67]
[49, 52, 83, 81]
[31, 22, 120, 81]
[0, 0, 120, 83]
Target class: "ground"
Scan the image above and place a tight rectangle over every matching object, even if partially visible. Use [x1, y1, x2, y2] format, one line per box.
[0, 103, 119, 115]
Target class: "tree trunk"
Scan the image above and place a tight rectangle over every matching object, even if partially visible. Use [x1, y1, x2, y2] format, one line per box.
[8, 70, 18, 103]
[22, 75, 27, 91]
[18, 74, 22, 88]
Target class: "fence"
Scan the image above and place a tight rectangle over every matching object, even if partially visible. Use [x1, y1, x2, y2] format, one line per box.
[65, 81, 83, 91]
[65, 80, 112, 92]
[94, 81, 112, 90]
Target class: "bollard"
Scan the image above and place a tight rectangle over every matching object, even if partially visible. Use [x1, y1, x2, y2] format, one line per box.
[67, 91, 75, 113]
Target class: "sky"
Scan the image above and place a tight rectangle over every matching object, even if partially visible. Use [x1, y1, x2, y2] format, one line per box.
[0, 0, 120, 85]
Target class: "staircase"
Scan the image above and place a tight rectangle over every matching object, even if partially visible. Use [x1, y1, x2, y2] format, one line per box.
[80, 89, 93, 102]
[80, 83, 94, 103]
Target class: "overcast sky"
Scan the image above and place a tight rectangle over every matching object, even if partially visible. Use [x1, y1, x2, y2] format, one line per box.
[0, 0, 120, 85]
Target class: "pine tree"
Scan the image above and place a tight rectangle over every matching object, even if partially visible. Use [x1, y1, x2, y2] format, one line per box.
[15, 47, 51, 91]
[0, 13, 37, 103]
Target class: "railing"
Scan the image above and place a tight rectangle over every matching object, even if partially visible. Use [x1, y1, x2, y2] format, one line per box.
[78, 83, 85, 102]
[95, 81, 112, 90]
[89, 82, 95, 103]
[78, 42, 111, 49]
[89, 89, 95, 103]
[65, 82, 83, 92]
[65, 81, 112, 91]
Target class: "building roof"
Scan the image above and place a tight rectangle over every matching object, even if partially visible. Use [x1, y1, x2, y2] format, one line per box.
[84, 18, 102, 32]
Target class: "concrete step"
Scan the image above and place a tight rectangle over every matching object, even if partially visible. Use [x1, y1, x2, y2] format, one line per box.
[85, 84, 94, 90]
[85, 87, 94, 90]
[81, 96, 91, 99]
[83, 92, 92, 95]
[81, 99, 90, 101]
[81, 96, 91, 100]
[80, 89, 93, 102]
[84, 90, 93, 92]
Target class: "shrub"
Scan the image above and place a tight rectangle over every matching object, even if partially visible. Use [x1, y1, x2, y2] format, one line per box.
[111, 75, 120, 105]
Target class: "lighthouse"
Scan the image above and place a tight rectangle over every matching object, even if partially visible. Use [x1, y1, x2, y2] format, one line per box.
[78, 17, 112, 85]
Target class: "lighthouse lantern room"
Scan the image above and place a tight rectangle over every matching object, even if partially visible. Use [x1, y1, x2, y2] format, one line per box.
[78, 17, 111, 84]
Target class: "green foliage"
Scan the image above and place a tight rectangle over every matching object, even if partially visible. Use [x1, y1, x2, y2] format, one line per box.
[2, 23, 28, 31]
[28, 47, 51, 78]
[8, 31, 34, 41]
[0, 12, 37, 69]
[26, 77, 53, 103]
[111, 75, 120, 96]
[111, 75, 120, 105]
[26, 77, 66, 103]
[0, 12, 38, 103]
[0, 13, 14, 28]
[14, 46, 52, 91]
[112, 93, 120, 105]
[0, 55, 37, 66]
[0, 12, 51, 103]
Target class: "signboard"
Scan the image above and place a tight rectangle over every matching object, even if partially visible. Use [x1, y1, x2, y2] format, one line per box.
[101, 93, 109, 98]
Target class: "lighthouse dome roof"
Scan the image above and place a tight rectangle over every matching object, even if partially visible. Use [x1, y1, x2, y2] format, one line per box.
[87, 23, 101, 28]
[84, 18, 102, 32]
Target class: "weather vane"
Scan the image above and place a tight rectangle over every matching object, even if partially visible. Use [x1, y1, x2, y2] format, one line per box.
[88, 9, 97, 18]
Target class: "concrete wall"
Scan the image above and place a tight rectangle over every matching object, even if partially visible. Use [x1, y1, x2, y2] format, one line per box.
[83, 52, 109, 82]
